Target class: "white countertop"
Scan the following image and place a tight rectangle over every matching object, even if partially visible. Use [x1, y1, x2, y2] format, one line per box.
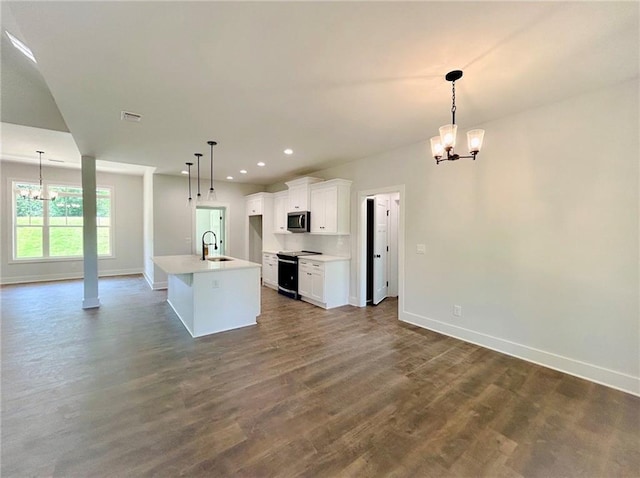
[298, 255, 350, 263]
[153, 255, 261, 275]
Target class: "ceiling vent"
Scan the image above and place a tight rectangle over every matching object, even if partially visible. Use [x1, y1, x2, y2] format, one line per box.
[121, 111, 142, 122]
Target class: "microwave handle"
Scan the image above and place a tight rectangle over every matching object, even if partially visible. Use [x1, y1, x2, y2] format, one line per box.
[299, 215, 303, 228]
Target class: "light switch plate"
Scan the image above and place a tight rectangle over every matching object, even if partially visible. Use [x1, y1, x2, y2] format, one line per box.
[417, 244, 426, 254]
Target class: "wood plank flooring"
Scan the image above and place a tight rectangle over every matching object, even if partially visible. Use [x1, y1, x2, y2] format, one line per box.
[1, 275, 638, 477]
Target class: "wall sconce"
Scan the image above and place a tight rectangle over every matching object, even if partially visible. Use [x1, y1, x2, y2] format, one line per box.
[430, 70, 485, 164]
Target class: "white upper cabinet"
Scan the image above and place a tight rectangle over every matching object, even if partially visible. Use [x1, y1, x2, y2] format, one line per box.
[273, 190, 289, 233]
[245, 192, 271, 216]
[285, 177, 322, 212]
[310, 179, 351, 234]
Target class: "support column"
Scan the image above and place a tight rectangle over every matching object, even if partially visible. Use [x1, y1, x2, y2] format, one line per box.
[81, 155, 100, 309]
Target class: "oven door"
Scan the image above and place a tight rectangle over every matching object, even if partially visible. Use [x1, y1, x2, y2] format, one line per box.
[277, 256, 299, 299]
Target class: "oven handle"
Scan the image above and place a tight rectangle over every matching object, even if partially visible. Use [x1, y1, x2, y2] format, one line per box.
[278, 258, 297, 265]
[279, 286, 297, 294]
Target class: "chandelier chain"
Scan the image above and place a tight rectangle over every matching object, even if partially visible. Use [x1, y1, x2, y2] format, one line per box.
[451, 81, 457, 124]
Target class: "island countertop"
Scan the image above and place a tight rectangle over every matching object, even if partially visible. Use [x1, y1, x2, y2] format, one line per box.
[152, 255, 261, 275]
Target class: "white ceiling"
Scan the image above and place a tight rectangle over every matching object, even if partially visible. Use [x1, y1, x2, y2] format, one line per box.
[2, 1, 638, 184]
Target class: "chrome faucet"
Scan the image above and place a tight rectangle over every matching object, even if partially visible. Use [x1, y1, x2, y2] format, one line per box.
[201, 230, 218, 260]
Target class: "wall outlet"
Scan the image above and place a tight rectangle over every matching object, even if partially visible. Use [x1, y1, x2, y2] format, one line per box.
[416, 244, 426, 254]
[453, 305, 462, 317]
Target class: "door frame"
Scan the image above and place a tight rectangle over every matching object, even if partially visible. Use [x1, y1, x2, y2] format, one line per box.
[192, 201, 230, 256]
[356, 185, 405, 310]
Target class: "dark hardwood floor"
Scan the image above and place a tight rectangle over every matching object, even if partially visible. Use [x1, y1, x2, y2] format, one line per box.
[1, 275, 638, 477]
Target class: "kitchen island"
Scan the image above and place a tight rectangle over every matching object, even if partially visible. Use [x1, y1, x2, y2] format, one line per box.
[152, 255, 261, 338]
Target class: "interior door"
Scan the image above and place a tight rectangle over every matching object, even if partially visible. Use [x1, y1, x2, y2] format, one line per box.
[373, 196, 388, 305]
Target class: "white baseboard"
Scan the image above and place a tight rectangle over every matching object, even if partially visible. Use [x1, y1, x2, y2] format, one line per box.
[0, 268, 143, 285]
[400, 310, 640, 397]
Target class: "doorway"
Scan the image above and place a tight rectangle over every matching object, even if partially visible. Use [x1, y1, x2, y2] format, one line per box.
[195, 206, 226, 256]
[358, 186, 404, 309]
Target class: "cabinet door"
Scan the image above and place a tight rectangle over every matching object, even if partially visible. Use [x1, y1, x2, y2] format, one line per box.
[310, 188, 325, 233]
[247, 197, 262, 216]
[322, 188, 338, 233]
[310, 267, 324, 302]
[274, 195, 287, 232]
[288, 186, 307, 212]
[298, 263, 312, 297]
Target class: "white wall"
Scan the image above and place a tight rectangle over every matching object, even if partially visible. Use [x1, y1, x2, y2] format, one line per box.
[301, 79, 639, 394]
[149, 174, 263, 288]
[0, 160, 144, 283]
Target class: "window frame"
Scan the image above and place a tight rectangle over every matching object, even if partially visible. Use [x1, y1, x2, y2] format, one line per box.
[10, 178, 115, 263]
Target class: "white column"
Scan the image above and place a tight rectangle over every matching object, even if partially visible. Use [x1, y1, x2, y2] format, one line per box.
[81, 155, 100, 308]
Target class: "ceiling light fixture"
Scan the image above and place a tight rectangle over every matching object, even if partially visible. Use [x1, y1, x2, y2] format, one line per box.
[226, 176, 234, 180]
[430, 70, 485, 164]
[194, 153, 203, 199]
[207, 140, 217, 201]
[20, 151, 57, 201]
[284, 149, 293, 155]
[257, 162, 265, 167]
[185, 161, 193, 201]
[240, 169, 247, 174]
[5, 31, 36, 63]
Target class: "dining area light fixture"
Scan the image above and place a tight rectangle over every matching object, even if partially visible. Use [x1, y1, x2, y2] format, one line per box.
[20, 151, 57, 201]
[430, 70, 485, 164]
[185, 139, 218, 203]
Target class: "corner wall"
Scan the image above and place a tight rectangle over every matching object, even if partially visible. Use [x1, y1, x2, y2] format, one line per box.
[0, 161, 144, 284]
[307, 79, 639, 395]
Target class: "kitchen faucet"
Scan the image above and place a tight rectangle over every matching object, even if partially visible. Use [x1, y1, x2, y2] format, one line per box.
[201, 230, 218, 260]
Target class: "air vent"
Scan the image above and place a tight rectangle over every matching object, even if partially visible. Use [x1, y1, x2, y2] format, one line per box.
[121, 111, 142, 122]
[48, 158, 64, 163]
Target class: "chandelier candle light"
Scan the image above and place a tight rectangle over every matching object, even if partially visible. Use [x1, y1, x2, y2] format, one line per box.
[430, 70, 485, 164]
[20, 150, 57, 201]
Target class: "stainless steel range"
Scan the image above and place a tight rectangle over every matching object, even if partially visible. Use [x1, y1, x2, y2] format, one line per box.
[277, 250, 322, 299]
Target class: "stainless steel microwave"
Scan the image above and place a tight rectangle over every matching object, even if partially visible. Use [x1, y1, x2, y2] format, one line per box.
[287, 211, 310, 233]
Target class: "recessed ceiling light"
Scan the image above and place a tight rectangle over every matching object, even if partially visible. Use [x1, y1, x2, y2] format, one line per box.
[257, 162, 265, 167]
[284, 149, 293, 155]
[181, 170, 188, 175]
[5, 31, 36, 63]
[226, 176, 234, 180]
[240, 169, 247, 174]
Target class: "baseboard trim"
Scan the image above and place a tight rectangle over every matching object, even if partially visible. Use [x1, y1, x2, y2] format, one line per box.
[0, 268, 144, 285]
[400, 310, 640, 397]
[82, 297, 101, 309]
[166, 299, 194, 337]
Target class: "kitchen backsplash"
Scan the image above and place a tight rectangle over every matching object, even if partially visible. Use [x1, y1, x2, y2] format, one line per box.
[283, 234, 351, 257]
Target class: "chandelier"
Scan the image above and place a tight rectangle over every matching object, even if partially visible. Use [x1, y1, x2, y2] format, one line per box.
[430, 70, 485, 164]
[20, 151, 57, 201]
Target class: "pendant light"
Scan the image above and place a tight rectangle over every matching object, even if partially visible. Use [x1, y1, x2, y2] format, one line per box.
[20, 151, 57, 201]
[194, 153, 202, 200]
[430, 70, 485, 164]
[207, 140, 217, 201]
[185, 161, 193, 202]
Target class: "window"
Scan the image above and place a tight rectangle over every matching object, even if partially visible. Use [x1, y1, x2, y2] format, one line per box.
[13, 181, 112, 260]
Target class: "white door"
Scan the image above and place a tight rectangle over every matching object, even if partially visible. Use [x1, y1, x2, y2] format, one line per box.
[373, 196, 388, 305]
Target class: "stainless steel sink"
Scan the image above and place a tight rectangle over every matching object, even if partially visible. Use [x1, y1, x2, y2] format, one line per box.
[207, 257, 233, 262]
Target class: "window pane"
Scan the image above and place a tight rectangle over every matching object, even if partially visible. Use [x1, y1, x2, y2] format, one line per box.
[49, 227, 83, 257]
[16, 194, 43, 222]
[50, 195, 83, 225]
[50, 186, 82, 195]
[16, 227, 43, 258]
[98, 227, 111, 255]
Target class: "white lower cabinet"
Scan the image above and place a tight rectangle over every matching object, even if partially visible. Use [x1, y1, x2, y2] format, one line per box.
[262, 253, 278, 289]
[298, 258, 349, 309]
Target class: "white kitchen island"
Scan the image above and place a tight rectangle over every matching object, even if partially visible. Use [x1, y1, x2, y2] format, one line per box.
[152, 255, 261, 338]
